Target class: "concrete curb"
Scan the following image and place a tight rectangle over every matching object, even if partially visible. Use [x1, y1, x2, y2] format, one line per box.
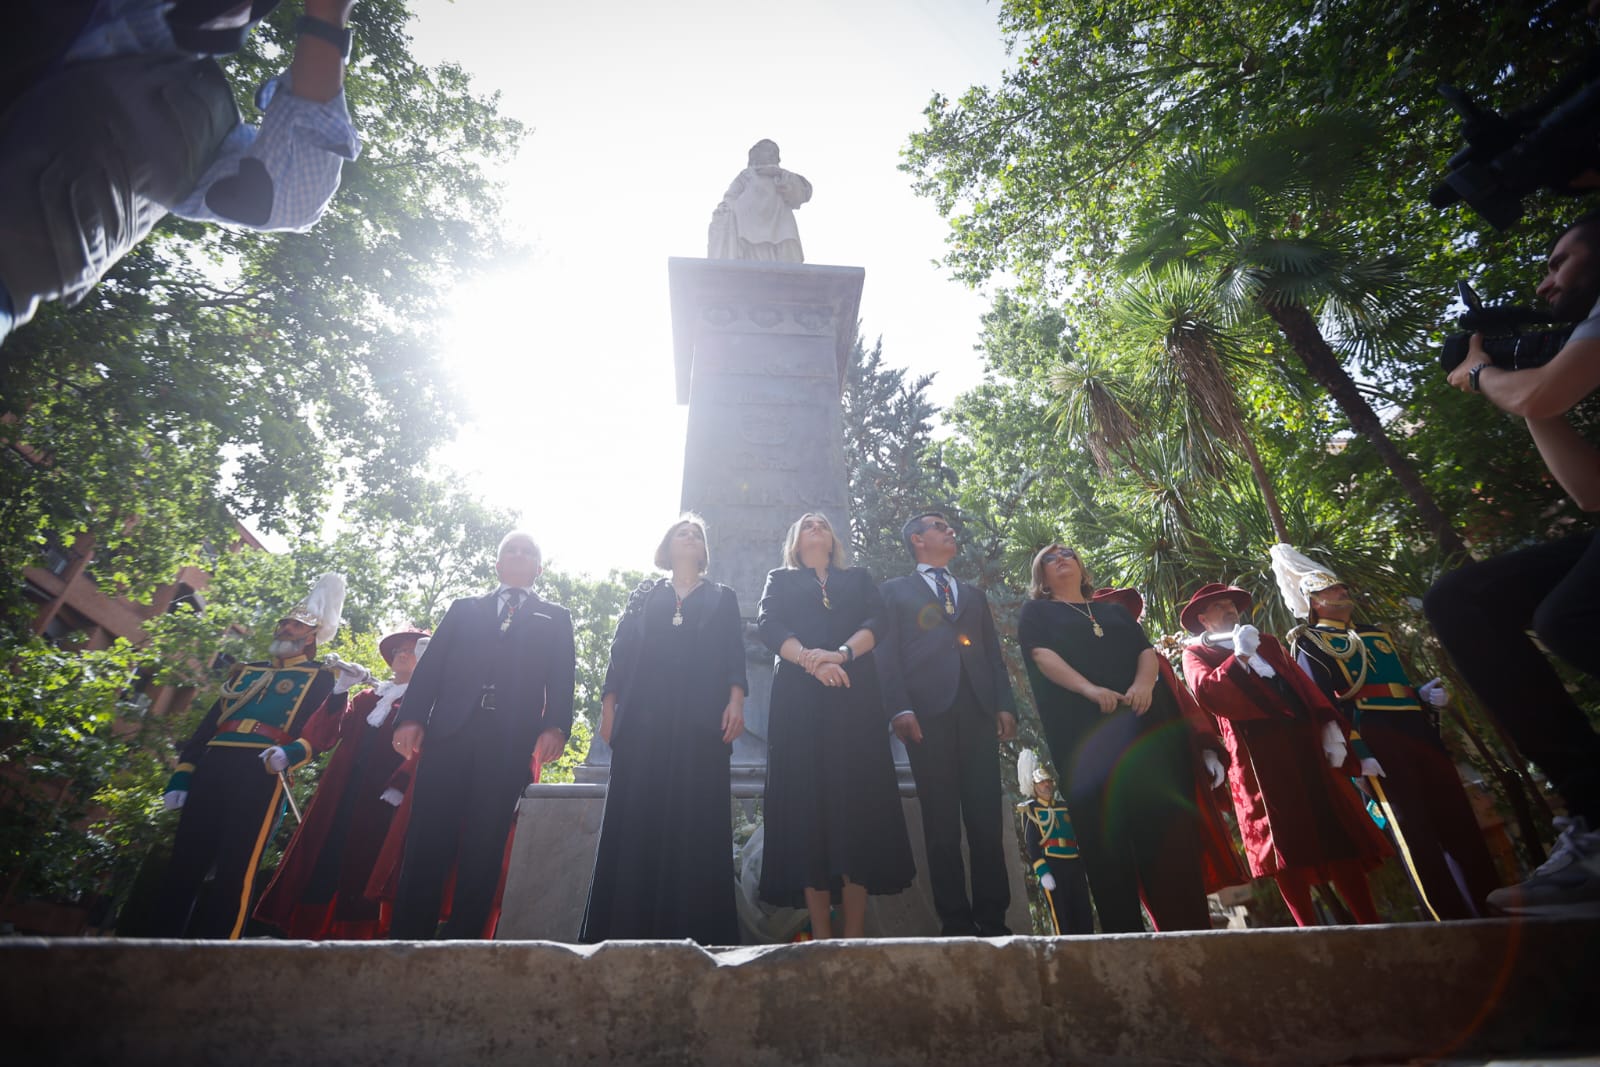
[4, 919, 1597, 1065]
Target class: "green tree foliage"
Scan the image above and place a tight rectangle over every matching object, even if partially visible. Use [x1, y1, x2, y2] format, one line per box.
[842, 336, 957, 578]
[902, 2, 1596, 869]
[0, 0, 526, 635]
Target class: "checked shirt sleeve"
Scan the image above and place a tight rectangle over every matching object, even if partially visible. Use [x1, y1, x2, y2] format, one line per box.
[174, 71, 361, 232]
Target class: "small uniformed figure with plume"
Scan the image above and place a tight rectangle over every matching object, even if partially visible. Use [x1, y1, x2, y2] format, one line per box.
[1016, 749, 1093, 935]
[150, 573, 363, 938]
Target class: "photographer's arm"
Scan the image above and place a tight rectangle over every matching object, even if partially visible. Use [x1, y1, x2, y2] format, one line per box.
[1454, 334, 1600, 419]
[1527, 415, 1600, 511]
[289, 1, 358, 104]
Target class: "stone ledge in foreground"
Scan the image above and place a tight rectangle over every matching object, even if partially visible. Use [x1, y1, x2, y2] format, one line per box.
[3, 918, 1597, 1066]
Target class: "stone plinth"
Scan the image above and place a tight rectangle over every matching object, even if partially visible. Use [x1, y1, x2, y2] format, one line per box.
[8, 920, 1599, 1065]
[495, 780, 1032, 941]
[668, 255, 862, 765]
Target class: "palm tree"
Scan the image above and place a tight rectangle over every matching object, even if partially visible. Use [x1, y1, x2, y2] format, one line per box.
[1114, 264, 1292, 543]
[1120, 113, 1468, 560]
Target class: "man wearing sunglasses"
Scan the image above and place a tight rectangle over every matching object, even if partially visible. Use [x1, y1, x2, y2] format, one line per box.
[877, 512, 1019, 937]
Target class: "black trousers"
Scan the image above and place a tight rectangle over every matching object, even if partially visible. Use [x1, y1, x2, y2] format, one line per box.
[903, 673, 1011, 936]
[150, 746, 283, 939]
[1043, 704, 1209, 933]
[1360, 712, 1501, 920]
[390, 706, 526, 939]
[1424, 531, 1600, 824]
[1039, 857, 1095, 936]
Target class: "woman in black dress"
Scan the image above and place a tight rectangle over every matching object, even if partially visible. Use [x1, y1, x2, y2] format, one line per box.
[581, 515, 747, 944]
[757, 512, 915, 938]
[1016, 544, 1212, 933]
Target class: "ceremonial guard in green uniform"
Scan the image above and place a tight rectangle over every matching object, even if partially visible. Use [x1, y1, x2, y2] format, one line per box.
[1016, 750, 1093, 935]
[151, 573, 359, 938]
[1271, 545, 1502, 920]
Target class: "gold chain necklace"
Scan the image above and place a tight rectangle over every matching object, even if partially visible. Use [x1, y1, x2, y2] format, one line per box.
[671, 579, 703, 627]
[1058, 598, 1103, 638]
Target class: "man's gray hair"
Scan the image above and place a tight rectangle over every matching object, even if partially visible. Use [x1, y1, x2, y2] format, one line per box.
[497, 529, 543, 569]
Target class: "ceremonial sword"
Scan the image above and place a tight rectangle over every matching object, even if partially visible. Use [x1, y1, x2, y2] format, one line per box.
[277, 769, 303, 825]
[1366, 774, 1440, 922]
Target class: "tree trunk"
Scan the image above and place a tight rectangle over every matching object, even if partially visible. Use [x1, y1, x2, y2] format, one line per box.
[1236, 422, 1290, 543]
[1261, 301, 1469, 560]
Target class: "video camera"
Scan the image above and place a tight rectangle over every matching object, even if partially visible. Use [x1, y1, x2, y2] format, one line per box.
[1430, 51, 1600, 230]
[1439, 280, 1573, 374]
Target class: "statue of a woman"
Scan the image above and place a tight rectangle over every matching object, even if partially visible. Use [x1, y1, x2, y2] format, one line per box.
[708, 139, 812, 263]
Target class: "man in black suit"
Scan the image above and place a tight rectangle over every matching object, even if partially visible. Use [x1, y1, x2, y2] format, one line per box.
[389, 530, 576, 938]
[878, 512, 1018, 936]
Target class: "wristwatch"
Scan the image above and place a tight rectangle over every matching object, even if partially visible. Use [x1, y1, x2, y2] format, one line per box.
[837, 644, 854, 663]
[295, 14, 353, 60]
[1468, 361, 1490, 392]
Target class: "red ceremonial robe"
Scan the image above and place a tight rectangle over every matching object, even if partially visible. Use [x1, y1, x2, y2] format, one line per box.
[254, 685, 417, 939]
[364, 757, 523, 939]
[1155, 656, 1251, 896]
[1182, 636, 1390, 879]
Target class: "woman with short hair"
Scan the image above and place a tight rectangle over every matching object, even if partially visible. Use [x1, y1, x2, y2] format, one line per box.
[757, 512, 915, 938]
[581, 514, 747, 944]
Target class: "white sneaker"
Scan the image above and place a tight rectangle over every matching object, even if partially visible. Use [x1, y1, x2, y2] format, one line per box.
[1487, 817, 1600, 918]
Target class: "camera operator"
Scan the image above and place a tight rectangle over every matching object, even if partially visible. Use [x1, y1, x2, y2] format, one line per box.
[0, 0, 362, 346]
[1427, 210, 1600, 916]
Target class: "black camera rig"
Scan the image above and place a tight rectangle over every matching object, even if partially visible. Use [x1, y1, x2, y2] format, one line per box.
[1430, 50, 1600, 230]
[1439, 280, 1574, 373]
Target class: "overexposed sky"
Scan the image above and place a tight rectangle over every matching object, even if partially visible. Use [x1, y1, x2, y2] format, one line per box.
[406, 0, 1013, 577]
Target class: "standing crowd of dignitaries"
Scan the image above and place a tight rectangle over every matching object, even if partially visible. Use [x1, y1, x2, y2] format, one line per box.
[154, 511, 1568, 942]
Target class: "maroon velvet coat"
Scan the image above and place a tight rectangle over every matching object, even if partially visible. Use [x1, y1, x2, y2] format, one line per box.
[1182, 636, 1390, 879]
[1155, 656, 1251, 895]
[254, 685, 417, 939]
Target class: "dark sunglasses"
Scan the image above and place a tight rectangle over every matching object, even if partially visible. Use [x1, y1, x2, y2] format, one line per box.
[1040, 549, 1078, 565]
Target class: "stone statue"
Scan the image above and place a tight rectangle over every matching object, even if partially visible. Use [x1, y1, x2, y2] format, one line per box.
[708, 139, 812, 263]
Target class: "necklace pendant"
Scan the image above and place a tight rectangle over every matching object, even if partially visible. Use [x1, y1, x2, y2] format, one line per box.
[1092, 621, 1104, 638]
[672, 610, 684, 627]
[821, 593, 831, 610]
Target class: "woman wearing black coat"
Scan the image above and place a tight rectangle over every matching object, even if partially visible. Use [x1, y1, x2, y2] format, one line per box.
[581, 515, 747, 944]
[757, 511, 914, 938]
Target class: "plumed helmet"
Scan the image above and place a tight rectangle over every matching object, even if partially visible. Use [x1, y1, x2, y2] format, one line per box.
[1268, 544, 1341, 620]
[281, 573, 346, 646]
[1016, 748, 1054, 790]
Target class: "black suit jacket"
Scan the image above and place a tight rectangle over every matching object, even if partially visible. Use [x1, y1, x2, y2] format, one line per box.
[877, 571, 1016, 723]
[398, 589, 576, 759]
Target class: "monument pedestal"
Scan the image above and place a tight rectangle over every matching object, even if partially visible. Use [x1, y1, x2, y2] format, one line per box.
[496, 771, 1034, 941]
[496, 256, 1031, 941]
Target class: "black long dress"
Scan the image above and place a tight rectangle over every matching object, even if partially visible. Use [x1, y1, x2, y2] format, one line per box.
[581, 579, 748, 944]
[1016, 597, 1208, 933]
[756, 566, 915, 909]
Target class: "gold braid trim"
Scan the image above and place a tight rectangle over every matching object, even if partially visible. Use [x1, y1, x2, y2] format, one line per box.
[219, 667, 274, 717]
[1287, 622, 1369, 702]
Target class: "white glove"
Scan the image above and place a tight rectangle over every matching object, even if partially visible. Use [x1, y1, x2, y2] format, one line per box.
[163, 790, 187, 811]
[1418, 677, 1448, 707]
[1040, 872, 1057, 892]
[327, 655, 372, 695]
[1241, 652, 1277, 678]
[260, 746, 289, 773]
[1203, 749, 1226, 788]
[1359, 757, 1386, 779]
[1321, 721, 1348, 768]
[1231, 623, 1261, 659]
[378, 788, 404, 807]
